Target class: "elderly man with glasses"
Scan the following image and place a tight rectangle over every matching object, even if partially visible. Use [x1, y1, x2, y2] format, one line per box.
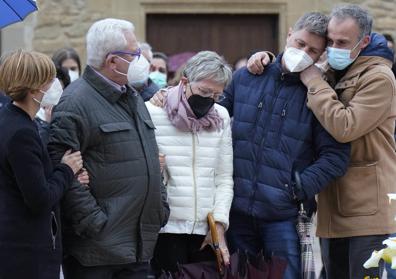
[48, 18, 169, 279]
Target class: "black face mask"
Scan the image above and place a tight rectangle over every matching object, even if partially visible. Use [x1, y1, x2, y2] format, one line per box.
[187, 94, 215, 119]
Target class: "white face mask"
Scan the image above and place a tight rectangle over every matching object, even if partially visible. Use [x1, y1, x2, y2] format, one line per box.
[283, 47, 314, 72]
[68, 69, 79, 82]
[35, 78, 63, 106]
[115, 55, 150, 87]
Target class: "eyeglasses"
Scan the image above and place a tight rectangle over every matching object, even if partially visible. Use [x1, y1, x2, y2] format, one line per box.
[188, 82, 226, 102]
[107, 48, 141, 60]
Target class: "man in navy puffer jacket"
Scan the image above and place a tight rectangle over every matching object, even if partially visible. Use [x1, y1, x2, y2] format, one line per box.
[221, 13, 350, 278]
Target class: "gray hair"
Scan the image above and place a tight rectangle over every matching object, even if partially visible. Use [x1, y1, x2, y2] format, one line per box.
[86, 18, 135, 69]
[330, 4, 372, 39]
[139, 42, 153, 61]
[293, 12, 329, 38]
[183, 51, 232, 88]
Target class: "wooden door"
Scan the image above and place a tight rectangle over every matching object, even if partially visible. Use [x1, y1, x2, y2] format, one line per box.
[146, 13, 278, 67]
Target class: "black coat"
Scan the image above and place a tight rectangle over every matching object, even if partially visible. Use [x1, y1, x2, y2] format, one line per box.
[48, 66, 169, 266]
[0, 104, 74, 279]
[0, 93, 10, 109]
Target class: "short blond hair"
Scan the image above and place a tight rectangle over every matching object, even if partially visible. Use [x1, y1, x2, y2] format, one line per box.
[0, 49, 56, 101]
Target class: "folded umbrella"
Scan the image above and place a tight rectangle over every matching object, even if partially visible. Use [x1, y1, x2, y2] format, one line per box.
[295, 172, 316, 279]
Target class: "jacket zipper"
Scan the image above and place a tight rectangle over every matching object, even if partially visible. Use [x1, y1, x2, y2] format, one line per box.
[191, 134, 198, 233]
[277, 101, 289, 144]
[248, 74, 285, 215]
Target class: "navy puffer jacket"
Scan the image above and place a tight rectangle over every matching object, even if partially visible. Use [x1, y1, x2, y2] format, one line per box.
[221, 55, 350, 221]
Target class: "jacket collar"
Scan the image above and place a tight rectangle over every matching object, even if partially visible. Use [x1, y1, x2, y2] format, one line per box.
[82, 65, 126, 104]
[274, 53, 302, 83]
[329, 56, 393, 85]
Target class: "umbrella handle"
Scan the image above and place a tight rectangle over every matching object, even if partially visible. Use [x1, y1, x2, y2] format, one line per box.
[207, 213, 224, 276]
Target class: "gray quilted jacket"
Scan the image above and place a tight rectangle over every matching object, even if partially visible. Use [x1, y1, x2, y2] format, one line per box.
[48, 66, 169, 266]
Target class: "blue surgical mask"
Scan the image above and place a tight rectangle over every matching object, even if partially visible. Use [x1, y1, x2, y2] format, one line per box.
[149, 71, 167, 88]
[327, 39, 362, 70]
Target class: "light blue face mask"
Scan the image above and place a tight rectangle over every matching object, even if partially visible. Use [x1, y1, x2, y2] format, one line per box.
[149, 71, 167, 88]
[327, 39, 362, 70]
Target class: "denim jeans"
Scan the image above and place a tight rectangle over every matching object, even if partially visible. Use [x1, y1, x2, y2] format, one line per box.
[227, 211, 300, 279]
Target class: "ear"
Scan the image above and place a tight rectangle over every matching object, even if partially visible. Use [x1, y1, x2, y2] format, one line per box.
[105, 54, 117, 70]
[361, 35, 371, 49]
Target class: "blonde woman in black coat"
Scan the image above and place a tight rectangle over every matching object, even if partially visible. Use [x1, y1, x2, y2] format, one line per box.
[0, 50, 84, 279]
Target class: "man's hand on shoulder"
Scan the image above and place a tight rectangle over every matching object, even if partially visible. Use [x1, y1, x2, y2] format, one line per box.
[247, 51, 273, 75]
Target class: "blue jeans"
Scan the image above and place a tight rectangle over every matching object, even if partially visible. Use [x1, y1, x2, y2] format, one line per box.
[227, 212, 300, 279]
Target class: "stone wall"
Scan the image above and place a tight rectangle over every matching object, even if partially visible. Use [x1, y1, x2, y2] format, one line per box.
[27, 0, 396, 65]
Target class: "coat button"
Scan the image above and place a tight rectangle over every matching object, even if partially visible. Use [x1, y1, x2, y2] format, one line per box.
[309, 87, 316, 93]
[285, 183, 289, 188]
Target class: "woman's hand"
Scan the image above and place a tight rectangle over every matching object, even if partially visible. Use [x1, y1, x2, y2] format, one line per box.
[61, 150, 83, 175]
[77, 168, 89, 185]
[150, 89, 168, 108]
[159, 153, 166, 173]
[43, 105, 53, 122]
[200, 222, 230, 266]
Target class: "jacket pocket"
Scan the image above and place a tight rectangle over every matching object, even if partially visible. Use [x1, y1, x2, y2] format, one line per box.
[336, 161, 379, 217]
[99, 122, 138, 162]
[99, 122, 133, 133]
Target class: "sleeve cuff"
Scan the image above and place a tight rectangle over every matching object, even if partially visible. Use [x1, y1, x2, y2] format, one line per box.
[307, 77, 330, 95]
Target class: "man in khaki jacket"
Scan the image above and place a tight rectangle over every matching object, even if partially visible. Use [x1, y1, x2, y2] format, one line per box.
[299, 4, 396, 278]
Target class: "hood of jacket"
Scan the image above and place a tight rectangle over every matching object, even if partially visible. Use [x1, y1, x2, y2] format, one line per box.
[360, 32, 394, 63]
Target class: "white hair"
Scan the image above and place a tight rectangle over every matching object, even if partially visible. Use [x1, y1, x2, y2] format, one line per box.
[86, 18, 135, 69]
[139, 42, 153, 61]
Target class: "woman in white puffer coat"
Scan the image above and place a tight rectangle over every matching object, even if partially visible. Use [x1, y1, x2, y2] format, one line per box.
[147, 51, 234, 275]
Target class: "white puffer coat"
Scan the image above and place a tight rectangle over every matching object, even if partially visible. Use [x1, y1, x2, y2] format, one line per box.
[146, 102, 234, 235]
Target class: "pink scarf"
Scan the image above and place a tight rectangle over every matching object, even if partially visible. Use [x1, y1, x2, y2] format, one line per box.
[164, 83, 224, 133]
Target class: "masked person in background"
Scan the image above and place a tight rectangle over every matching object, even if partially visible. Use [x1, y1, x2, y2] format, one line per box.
[0, 49, 83, 279]
[48, 18, 169, 279]
[52, 47, 82, 83]
[150, 52, 168, 89]
[134, 41, 161, 101]
[219, 12, 350, 279]
[147, 51, 234, 275]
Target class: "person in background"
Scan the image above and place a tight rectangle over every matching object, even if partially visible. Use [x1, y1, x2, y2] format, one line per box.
[56, 65, 71, 89]
[150, 52, 168, 89]
[0, 49, 83, 279]
[383, 32, 396, 279]
[48, 18, 169, 279]
[147, 51, 233, 275]
[233, 56, 248, 71]
[139, 42, 154, 63]
[383, 33, 396, 77]
[52, 47, 82, 83]
[135, 41, 160, 101]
